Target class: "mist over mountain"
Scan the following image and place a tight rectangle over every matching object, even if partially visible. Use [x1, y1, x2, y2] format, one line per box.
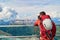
[0, 6, 17, 25]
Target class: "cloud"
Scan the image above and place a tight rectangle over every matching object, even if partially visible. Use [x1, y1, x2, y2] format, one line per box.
[0, 6, 17, 22]
[7, 0, 59, 6]
[0, 0, 60, 20]
[13, 5, 60, 19]
[0, 0, 60, 6]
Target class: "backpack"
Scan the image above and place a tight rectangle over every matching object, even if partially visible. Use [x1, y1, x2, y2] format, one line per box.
[41, 15, 52, 30]
[43, 19, 52, 30]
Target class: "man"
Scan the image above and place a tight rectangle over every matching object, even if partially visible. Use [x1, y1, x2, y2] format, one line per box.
[40, 11, 56, 40]
[34, 11, 56, 40]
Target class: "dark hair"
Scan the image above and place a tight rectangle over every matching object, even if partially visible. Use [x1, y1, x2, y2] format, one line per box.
[40, 11, 46, 15]
[38, 16, 41, 20]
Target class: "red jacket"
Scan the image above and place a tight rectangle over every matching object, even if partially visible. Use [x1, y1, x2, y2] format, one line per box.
[34, 19, 41, 26]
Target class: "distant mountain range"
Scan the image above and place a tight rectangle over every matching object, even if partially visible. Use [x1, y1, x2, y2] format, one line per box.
[0, 18, 60, 25]
[52, 18, 60, 25]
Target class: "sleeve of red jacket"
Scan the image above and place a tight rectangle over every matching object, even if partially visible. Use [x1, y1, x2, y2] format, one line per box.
[34, 20, 38, 26]
[51, 21, 56, 38]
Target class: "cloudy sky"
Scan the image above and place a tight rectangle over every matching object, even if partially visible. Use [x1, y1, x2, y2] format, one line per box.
[0, 0, 60, 19]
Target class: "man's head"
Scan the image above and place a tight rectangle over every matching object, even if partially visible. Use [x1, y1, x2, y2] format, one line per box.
[40, 11, 46, 17]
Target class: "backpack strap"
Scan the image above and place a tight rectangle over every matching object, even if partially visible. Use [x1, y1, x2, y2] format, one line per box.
[45, 31, 52, 40]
